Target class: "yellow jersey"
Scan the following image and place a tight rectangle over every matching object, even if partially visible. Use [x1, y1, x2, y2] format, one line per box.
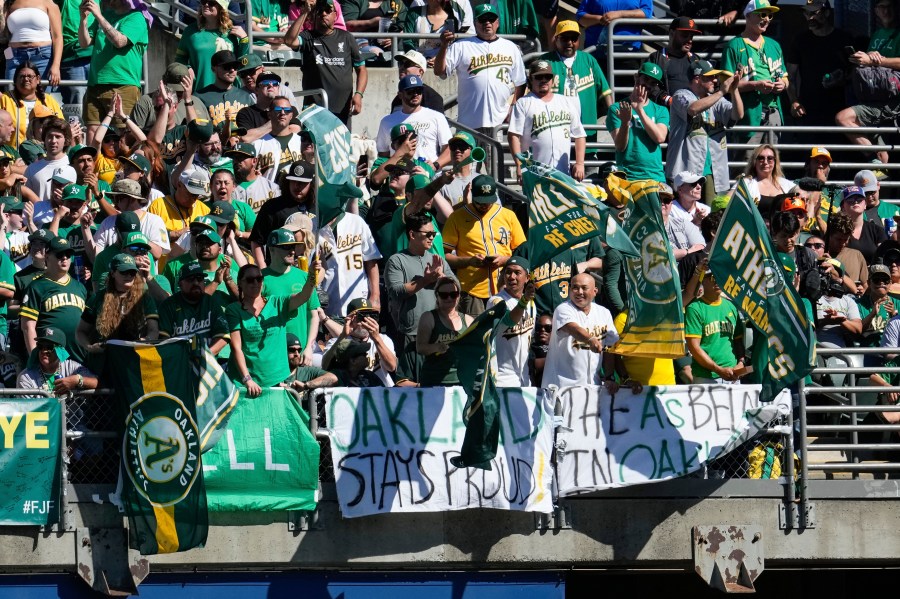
[613, 311, 676, 386]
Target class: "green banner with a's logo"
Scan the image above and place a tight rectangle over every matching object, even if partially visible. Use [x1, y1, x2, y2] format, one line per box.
[203, 388, 320, 512]
[0, 396, 60, 525]
[609, 179, 685, 359]
[708, 180, 815, 401]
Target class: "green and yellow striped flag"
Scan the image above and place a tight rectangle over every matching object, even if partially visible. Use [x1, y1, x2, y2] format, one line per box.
[107, 339, 209, 555]
[608, 178, 686, 358]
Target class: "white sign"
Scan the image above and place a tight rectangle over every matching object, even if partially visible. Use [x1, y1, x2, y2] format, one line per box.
[326, 387, 554, 518]
[555, 384, 790, 495]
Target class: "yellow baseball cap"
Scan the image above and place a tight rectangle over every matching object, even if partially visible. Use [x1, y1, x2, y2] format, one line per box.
[554, 20, 580, 38]
[810, 146, 832, 163]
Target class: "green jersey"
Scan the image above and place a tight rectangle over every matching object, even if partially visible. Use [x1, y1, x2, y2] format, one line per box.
[20, 274, 88, 362]
[685, 297, 740, 379]
[261, 266, 320, 350]
[158, 292, 230, 350]
[88, 10, 148, 87]
[226, 294, 292, 387]
[0, 251, 15, 335]
[606, 100, 669, 182]
[857, 294, 900, 347]
[868, 27, 900, 58]
[174, 23, 250, 92]
[721, 36, 786, 143]
[162, 254, 238, 304]
[540, 50, 611, 141]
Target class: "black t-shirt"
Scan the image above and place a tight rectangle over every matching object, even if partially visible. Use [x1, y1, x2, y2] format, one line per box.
[849, 220, 889, 265]
[647, 49, 693, 94]
[298, 28, 362, 115]
[194, 84, 255, 127]
[784, 28, 855, 125]
[248, 194, 313, 246]
[236, 104, 268, 131]
[389, 85, 444, 113]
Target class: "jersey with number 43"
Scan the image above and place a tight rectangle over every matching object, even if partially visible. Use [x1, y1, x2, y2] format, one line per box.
[442, 36, 526, 129]
[316, 213, 382, 317]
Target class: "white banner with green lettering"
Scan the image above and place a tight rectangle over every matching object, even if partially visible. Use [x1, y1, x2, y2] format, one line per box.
[326, 387, 554, 518]
[555, 384, 790, 495]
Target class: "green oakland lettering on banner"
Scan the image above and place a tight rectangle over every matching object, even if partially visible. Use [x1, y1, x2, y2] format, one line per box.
[417, 389, 447, 444]
[500, 388, 542, 444]
[639, 393, 666, 431]
[360, 389, 388, 448]
[665, 399, 685, 428]
[382, 392, 415, 445]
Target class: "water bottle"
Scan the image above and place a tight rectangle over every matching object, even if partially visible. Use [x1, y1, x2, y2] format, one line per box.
[886, 218, 897, 237]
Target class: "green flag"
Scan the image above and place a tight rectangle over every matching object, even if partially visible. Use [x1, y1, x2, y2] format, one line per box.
[193, 346, 239, 453]
[448, 301, 508, 471]
[708, 180, 816, 401]
[296, 105, 363, 225]
[106, 339, 209, 555]
[609, 179, 685, 358]
[519, 154, 638, 268]
[203, 388, 319, 512]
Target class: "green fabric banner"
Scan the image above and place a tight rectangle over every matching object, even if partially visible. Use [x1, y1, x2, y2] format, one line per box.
[296, 105, 363, 225]
[610, 179, 686, 359]
[106, 339, 208, 555]
[203, 387, 320, 512]
[449, 301, 508, 470]
[519, 155, 638, 269]
[708, 180, 816, 401]
[0, 395, 60, 525]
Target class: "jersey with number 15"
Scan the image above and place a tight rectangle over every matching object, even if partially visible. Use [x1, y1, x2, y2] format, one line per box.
[442, 36, 526, 129]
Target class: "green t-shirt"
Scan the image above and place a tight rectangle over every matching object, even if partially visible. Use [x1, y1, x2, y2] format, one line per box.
[721, 36, 786, 143]
[174, 23, 250, 92]
[162, 254, 238, 304]
[541, 51, 611, 141]
[857, 294, 900, 347]
[0, 251, 15, 335]
[58, 0, 94, 62]
[606, 100, 669, 183]
[685, 297, 740, 379]
[20, 274, 88, 362]
[226, 294, 292, 387]
[284, 365, 329, 385]
[261, 266, 320, 350]
[88, 11, 148, 87]
[0, 144, 20, 161]
[868, 27, 900, 58]
[158, 292, 230, 348]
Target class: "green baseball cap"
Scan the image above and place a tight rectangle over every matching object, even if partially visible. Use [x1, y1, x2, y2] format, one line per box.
[209, 201, 236, 224]
[187, 119, 214, 143]
[0, 195, 24, 211]
[391, 123, 416, 141]
[237, 52, 264, 73]
[638, 61, 664, 83]
[123, 231, 151, 249]
[29, 229, 55, 244]
[120, 153, 151, 176]
[473, 3, 499, 19]
[505, 256, 530, 273]
[110, 253, 139, 273]
[210, 157, 234, 175]
[778, 251, 796, 275]
[190, 215, 217, 232]
[179, 261, 206, 281]
[115, 211, 141, 234]
[49, 236, 72, 255]
[62, 184, 88, 204]
[36, 326, 66, 347]
[450, 131, 476, 148]
[224, 143, 257, 159]
[286, 333, 302, 347]
[405, 174, 431, 194]
[194, 228, 222, 245]
[471, 174, 498, 204]
[67, 144, 97, 162]
[268, 228, 298, 247]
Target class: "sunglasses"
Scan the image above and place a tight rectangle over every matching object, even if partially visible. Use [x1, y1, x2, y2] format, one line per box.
[127, 245, 149, 255]
[477, 15, 497, 23]
[661, 197, 675, 204]
[756, 155, 775, 162]
[533, 74, 553, 82]
[417, 230, 437, 238]
[449, 142, 470, 151]
[119, 270, 137, 278]
[404, 88, 424, 95]
[805, 242, 825, 249]
[288, 347, 302, 353]
[183, 275, 206, 283]
[37, 343, 56, 352]
[259, 80, 280, 87]
[56, 252, 73, 259]
[272, 106, 292, 113]
[438, 290, 460, 299]
[242, 276, 264, 284]
[844, 196, 866, 205]
[538, 324, 552, 332]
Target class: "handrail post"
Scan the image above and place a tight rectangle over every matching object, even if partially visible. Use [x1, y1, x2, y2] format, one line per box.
[798, 376, 809, 528]
[245, 0, 254, 49]
[606, 22, 615, 102]
[58, 393, 70, 532]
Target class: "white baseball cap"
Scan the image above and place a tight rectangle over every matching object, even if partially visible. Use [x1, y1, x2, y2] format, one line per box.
[394, 50, 428, 72]
[49, 166, 78, 185]
[674, 171, 706, 189]
[179, 169, 210, 196]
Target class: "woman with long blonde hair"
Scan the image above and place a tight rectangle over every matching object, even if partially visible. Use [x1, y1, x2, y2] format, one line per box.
[174, 0, 249, 90]
[738, 143, 797, 218]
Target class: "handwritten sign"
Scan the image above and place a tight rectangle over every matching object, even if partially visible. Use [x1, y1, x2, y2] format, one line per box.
[326, 387, 554, 518]
[555, 384, 789, 495]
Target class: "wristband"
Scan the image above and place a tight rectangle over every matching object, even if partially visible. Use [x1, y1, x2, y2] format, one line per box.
[184, 100, 194, 106]
[354, 90, 364, 98]
[241, 374, 252, 383]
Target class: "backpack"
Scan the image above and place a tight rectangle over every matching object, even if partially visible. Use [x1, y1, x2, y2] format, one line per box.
[852, 66, 900, 103]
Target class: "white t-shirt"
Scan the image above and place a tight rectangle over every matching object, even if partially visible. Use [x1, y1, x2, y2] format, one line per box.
[669, 199, 711, 230]
[253, 133, 303, 182]
[508, 92, 585, 173]
[488, 290, 535, 387]
[376, 107, 452, 164]
[442, 36, 526, 129]
[25, 157, 70, 203]
[94, 210, 171, 254]
[316, 213, 382, 317]
[240, 176, 281, 213]
[541, 300, 618, 388]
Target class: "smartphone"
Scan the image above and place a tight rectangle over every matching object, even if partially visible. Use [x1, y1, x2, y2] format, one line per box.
[844, 46, 856, 57]
[445, 17, 457, 34]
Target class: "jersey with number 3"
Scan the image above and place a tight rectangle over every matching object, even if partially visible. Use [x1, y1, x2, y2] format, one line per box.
[443, 37, 526, 129]
[316, 214, 382, 317]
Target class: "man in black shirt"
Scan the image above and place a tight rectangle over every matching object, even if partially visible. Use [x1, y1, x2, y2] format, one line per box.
[237, 70, 281, 135]
[249, 159, 315, 266]
[291, 0, 368, 124]
[389, 50, 444, 113]
[647, 16, 702, 104]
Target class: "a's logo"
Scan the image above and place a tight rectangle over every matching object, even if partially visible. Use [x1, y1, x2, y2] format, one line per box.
[123, 392, 201, 506]
[46, 328, 54, 336]
[480, 184, 493, 194]
[640, 231, 673, 285]
[763, 258, 785, 296]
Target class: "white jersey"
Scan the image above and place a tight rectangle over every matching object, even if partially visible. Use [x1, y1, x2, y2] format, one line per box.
[240, 177, 281, 213]
[253, 133, 303, 182]
[316, 213, 382, 317]
[508, 93, 585, 173]
[323, 334, 396, 387]
[7, 230, 30, 265]
[541, 300, 619, 388]
[488, 290, 535, 387]
[94, 210, 171, 255]
[25, 157, 70, 203]
[376, 107, 452, 164]
[442, 36, 526, 129]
